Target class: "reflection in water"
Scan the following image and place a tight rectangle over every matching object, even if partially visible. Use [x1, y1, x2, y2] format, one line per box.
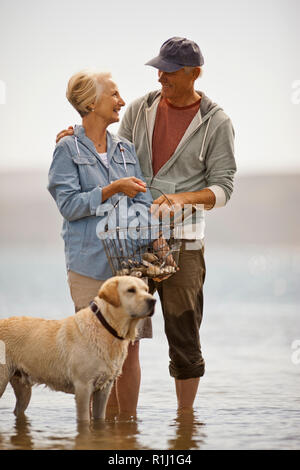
[0, 416, 35, 450]
[75, 410, 150, 450]
[0, 409, 206, 450]
[168, 410, 206, 450]
[10, 416, 34, 450]
[74, 409, 207, 450]
[1, 246, 300, 449]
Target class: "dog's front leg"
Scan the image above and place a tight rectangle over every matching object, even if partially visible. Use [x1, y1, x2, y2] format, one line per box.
[92, 380, 114, 420]
[74, 382, 93, 422]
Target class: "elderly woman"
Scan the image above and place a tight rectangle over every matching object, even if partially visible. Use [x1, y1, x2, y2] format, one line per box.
[48, 70, 153, 417]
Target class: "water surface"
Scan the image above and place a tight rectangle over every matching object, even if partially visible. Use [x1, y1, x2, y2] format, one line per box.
[0, 244, 299, 450]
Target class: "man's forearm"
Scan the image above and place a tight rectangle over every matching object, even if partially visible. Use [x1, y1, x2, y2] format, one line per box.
[153, 186, 226, 215]
[181, 188, 216, 210]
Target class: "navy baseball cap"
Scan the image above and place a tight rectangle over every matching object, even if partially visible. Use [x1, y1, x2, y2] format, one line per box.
[145, 37, 204, 72]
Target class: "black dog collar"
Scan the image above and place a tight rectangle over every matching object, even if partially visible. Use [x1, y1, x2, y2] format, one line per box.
[90, 301, 125, 341]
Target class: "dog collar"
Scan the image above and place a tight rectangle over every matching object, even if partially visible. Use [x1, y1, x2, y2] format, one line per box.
[90, 301, 125, 341]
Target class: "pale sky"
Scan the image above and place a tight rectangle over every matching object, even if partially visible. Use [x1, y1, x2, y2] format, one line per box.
[0, 0, 299, 174]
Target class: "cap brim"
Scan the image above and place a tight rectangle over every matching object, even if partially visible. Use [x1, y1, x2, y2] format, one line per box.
[145, 56, 182, 72]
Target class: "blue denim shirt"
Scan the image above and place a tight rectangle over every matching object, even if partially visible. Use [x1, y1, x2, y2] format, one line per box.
[48, 125, 153, 280]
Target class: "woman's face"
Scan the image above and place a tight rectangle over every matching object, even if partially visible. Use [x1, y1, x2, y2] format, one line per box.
[93, 78, 125, 125]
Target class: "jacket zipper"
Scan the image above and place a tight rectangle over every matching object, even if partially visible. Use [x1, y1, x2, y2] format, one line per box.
[132, 100, 154, 185]
[143, 105, 154, 185]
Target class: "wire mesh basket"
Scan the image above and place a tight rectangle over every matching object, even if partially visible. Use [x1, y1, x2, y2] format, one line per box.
[98, 188, 183, 279]
[99, 223, 182, 279]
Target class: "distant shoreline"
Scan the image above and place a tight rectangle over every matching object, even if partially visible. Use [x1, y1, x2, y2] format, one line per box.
[0, 172, 299, 246]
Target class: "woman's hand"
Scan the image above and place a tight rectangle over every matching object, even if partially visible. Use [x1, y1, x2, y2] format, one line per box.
[116, 177, 147, 198]
[102, 177, 147, 202]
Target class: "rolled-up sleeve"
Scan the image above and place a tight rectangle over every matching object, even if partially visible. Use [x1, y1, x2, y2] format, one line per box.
[48, 143, 103, 221]
[207, 184, 227, 208]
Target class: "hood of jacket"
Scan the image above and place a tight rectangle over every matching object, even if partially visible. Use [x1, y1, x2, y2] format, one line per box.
[143, 89, 221, 121]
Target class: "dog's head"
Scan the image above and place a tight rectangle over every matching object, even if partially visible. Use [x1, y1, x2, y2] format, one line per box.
[98, 276, 156, 319]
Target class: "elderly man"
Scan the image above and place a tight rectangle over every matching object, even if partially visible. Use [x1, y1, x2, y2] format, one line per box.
[118, 36, 236, 410]
[56, 36, 236, 413]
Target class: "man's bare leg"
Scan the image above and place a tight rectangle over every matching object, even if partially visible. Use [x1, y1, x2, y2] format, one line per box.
[175, 377, 200, 410]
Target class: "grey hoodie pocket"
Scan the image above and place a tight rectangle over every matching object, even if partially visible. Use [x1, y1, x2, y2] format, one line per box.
[145, 176, 176, 200]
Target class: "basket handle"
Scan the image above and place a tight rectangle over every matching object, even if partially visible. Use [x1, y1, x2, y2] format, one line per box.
[103, 185, 195, 231]
[103, 186, 173, 225]
[110, 185, 173, 210]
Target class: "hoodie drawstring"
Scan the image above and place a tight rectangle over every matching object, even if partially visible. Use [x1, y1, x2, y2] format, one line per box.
[199, 116, 212, 162]
[75, 136, 80, 157]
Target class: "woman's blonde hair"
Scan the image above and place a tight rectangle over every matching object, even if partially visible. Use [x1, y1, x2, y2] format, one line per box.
[66, 70, 112, 117]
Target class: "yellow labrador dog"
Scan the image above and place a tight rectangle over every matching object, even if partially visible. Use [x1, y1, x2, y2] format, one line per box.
[0, 276, 155, 422]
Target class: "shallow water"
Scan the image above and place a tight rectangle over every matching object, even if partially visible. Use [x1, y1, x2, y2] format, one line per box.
[0, 243, 300, 450]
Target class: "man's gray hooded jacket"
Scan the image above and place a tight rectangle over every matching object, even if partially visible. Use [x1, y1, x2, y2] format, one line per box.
[118, 90, 236, 207]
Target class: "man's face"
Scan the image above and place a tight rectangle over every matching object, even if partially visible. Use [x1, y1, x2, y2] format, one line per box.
[158, 68, 195, 103]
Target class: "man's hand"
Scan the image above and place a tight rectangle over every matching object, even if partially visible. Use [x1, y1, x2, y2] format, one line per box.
[152, 236, 171, 261]
[56, 126, 74, 143]
[151, 193, 190, 221]
[151, 236, 179, 282]
[152, 189, 216, 214]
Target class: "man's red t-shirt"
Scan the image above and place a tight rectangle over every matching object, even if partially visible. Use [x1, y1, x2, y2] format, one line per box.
[152, 97, 201, 176]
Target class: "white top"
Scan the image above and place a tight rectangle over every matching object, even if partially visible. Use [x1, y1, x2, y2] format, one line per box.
[97, 152, 108, 168]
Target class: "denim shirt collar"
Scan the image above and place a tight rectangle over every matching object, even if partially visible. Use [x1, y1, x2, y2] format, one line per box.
[73, 125, 123, 163]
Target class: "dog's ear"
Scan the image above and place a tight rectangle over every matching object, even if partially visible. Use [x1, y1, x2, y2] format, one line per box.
[99, 279, 120, 307]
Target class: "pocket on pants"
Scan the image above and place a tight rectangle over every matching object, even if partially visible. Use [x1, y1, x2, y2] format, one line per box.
[167, 248, 205, 288]
[158, 247, 205, 317]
